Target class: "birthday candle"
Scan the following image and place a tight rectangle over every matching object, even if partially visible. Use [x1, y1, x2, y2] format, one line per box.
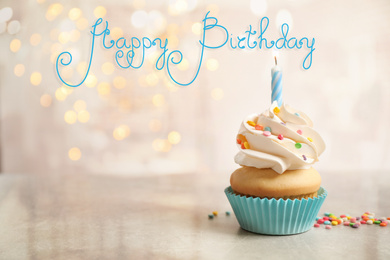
[271, 57, 283, 107]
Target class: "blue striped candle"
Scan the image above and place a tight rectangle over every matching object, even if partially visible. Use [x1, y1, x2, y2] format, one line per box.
[271, 59, 283, 107]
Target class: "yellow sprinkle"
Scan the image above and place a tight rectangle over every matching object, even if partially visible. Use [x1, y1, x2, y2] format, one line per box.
[347, 216, 351, 220]
[212, 211, 218, 216]
[307, 137, 313, 142]
[331, 221, 338, 226]
[244, 142, 250, 149]
[273, 107, 280, 114]
[247, 121, 256, 127]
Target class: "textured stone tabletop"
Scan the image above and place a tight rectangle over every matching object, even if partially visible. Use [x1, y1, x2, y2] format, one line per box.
[0, 171, 389, 259]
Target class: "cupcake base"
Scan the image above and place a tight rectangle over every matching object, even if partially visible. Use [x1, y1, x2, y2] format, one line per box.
[225, 186, 327, 235]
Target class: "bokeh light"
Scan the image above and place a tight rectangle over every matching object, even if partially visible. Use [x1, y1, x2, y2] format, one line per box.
[9, 39, 21, 52]
[276, 9, 293, 30]
[113, 125, 131, 141]
[94, 6, 106, 18]
[152, 94, 165, 107]
[191, 22, 202, 35]
[110, 27, 123, 40]
[78, 110, 90, 123]
[68, 147, 81, 161]
[55, 88, 67, 101]
[58, 31, 70, 44]
[152, 139, 171, 152]
[46, 3, 63, 21]
[101, 62, 115, 75]
[177, 58, 189, 71]
[70, 30, 80, 42]
[64, 110, 77, 124]
[74, 100, 86, 112]
[131, 10, 148, 28]
[206, 58, 219, 71]
[0, 7, 13, 23]
[30, 72, 42, 86]
[113, 76, 126, 89]
[146, 73, 159, 86]
[30, 33, 42, 46]
[211, 88, 224, 101]
[85, 73, 97, 87]
[68, 8, 82, 21]
[97, 82, 111, 96]
[40, 94, 52, 107]
[76, 17, 88, 30]
[168, 131, 181, 144]
[14, 64, 25, 77]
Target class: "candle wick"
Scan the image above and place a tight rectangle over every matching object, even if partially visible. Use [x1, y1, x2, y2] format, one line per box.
[274, 56, 277, 65]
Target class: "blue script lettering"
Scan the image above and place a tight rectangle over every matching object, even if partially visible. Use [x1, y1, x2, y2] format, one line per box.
[56, 13, 316, 87]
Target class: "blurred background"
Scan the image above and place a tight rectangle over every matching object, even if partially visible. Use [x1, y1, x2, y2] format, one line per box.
[0, 0, 389, 176]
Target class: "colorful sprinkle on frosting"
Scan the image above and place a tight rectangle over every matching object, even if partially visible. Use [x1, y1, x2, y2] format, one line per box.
[263, 131, 271, 136]
[247, 121, 256, 127]
[255, 125, 263, 130]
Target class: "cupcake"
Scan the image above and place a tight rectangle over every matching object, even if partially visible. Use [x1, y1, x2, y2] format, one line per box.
[225, 101, 327, 235]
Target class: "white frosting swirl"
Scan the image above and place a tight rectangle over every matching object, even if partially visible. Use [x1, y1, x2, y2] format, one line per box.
[235, 101, 325, 174]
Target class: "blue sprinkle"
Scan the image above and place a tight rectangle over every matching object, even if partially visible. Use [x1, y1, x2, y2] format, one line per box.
[324, 220, 331, 225]
[264, 126, 271, 132]
[225, 211, 231, 216]
[208, 214, 214, 219]
[324, 212, 331, 216]
[295, 113, 300, 116]
[302, 155, 307, 161]
[316, 217, 320, 221]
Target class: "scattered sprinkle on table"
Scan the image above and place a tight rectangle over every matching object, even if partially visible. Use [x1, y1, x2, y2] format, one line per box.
[314, 211, 390, 230]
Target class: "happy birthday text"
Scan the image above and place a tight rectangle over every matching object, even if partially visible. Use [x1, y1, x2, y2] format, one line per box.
[56, 12, 315, 87]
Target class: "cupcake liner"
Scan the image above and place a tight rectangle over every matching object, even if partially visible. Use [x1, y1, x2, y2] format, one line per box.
[225, 186, 327, 235]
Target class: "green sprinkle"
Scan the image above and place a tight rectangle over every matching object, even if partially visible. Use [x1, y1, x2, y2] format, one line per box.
[374, 221, 381, 224]
[295, 143, 302, 149]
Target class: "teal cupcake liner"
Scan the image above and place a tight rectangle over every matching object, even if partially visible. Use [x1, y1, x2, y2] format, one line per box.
[225, 186, 327, 235]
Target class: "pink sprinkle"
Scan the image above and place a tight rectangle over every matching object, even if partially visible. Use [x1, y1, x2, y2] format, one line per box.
[361, 220, 367, 224]
[340, 214, 346, 218]
[343, 221, 350, 226]
[323, 217, 329, 221]
[317, 219, 324, 224]
[365, 212, 371, 214]
[325, 225, 332, 229]
[314, 223, 320, 228]
[350, 217, 357, 223]
[278, 134, 284, 140]
[263, 131, 271, 136]
[297, 129, 302, 135]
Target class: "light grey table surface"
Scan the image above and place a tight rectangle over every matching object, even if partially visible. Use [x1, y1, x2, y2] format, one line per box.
[0, 170, 389, 260]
